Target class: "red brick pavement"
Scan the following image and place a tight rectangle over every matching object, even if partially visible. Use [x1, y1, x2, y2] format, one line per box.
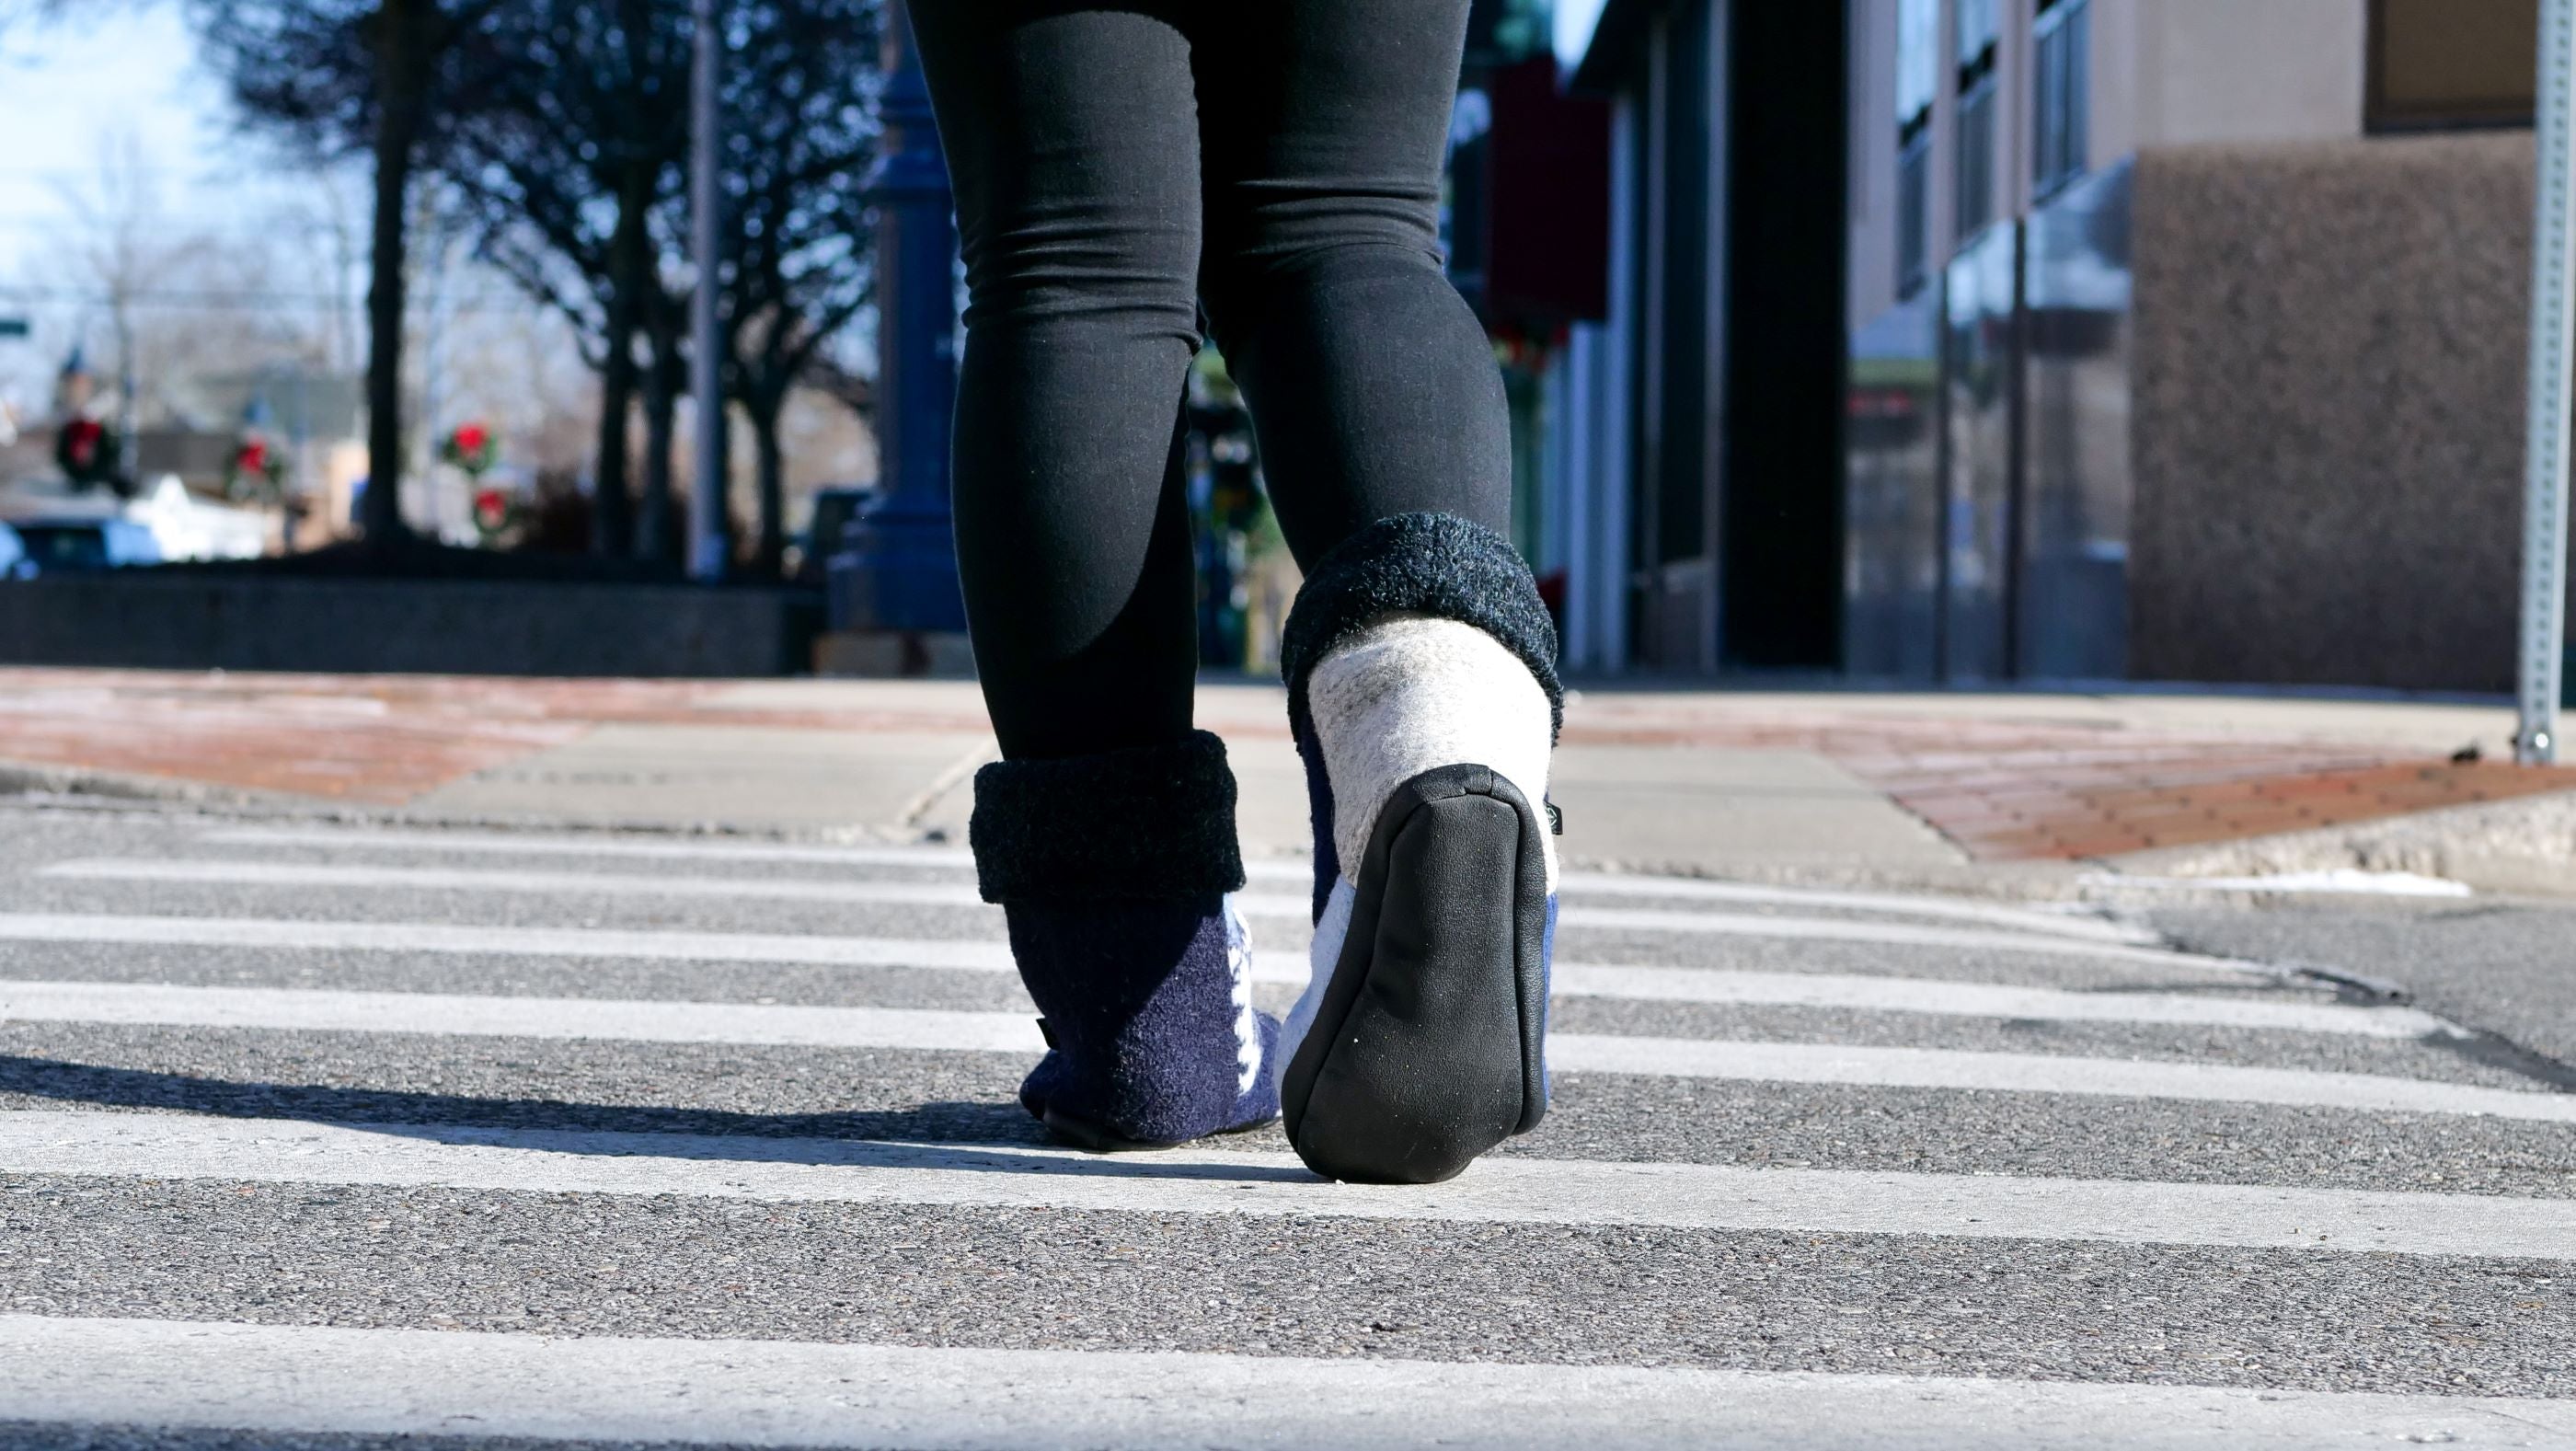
[1551, 700, 2576, 861]
[2, 669, 2570, 858]
[0, 670, 988, 804]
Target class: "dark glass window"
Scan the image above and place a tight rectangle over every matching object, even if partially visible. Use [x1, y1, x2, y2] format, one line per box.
[2033, 0, 2090, 200]
[1896, 0, 1938, 295]
[1954, 0, 2001, 236]
[2367, 0, 2537, 132]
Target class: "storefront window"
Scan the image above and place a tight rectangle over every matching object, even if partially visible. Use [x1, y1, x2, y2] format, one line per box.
[2033, 0, 2090, 199]
[1897, 0, 1939, 295]
[2368, 0, 2536, 132]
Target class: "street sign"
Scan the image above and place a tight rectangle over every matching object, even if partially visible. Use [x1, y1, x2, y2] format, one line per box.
[0, 317, 30, 340]
[2521, 0, 2574, 765]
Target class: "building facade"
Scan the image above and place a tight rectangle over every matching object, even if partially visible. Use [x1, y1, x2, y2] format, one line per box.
[1555, 0, 2568, 692]
[1545, 0, 1848, 675]
[1849, 0, 2547, 691]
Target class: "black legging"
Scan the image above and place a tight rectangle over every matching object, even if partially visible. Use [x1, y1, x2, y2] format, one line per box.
[910, 0, 1511, 761]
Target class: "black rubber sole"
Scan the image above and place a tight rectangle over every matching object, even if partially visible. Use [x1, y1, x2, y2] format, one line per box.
[1040, 1107, 1279, 1154]
[1280, 764, 1550, 1184]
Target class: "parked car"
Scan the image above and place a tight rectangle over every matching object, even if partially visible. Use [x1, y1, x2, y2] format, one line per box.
[790, 485, 880, 584]
[0, 522, 25, 580]
[8, 518, 164, 574]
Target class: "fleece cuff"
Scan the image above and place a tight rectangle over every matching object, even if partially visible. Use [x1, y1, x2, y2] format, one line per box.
[1278, 512, 1564, 748]
[968, 731, 1247, 904]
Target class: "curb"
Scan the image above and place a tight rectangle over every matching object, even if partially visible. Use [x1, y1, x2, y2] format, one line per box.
[2101, 786, 2576, 898]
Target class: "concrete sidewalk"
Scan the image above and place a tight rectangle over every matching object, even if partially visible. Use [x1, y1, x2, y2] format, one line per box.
[2, 668, 2570, 893]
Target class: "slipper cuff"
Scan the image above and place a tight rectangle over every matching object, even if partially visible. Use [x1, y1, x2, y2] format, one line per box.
[969, 731, 1246, 904]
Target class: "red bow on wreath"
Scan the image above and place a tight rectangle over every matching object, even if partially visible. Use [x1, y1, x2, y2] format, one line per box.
[63, 420, 103, 469]
[442, 421, 499, 478]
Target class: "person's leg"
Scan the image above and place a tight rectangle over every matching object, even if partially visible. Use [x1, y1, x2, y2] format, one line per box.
[1189, 0, 1512, 564]
[912, 3, 1276, 1148]
[1190, 2, 1565, 1184]
[912, 0, 1201, 763]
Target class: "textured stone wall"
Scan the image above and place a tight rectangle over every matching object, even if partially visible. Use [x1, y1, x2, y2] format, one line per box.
[2130, 132, 2561, 691]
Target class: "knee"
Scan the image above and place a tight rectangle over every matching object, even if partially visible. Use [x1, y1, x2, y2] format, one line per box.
[960, 211, 1202, 341]
[1200, 238, 1459, 354]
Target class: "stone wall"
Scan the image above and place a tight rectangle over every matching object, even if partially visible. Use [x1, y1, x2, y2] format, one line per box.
[2130, 132, 2560, 691]
[0, 577, 818, 677]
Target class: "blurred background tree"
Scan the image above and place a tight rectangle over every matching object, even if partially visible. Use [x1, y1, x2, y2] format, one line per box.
[189, 0, 514, 551]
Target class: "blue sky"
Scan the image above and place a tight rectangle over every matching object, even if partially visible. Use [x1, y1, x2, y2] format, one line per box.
[0, 6, 357, 418]
[0, 6, 230, 278]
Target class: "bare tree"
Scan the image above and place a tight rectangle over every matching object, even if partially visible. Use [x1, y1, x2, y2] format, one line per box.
[46, 133, 195, 488]
[190, 0, 513, 549]
[717, 0, 880, 576]
[446, 0, 691, 559]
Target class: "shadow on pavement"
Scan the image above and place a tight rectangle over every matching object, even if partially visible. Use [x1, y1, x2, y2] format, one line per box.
[0, 1054, 1316, 1182]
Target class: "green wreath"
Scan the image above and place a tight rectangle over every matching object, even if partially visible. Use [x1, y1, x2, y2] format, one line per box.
[224, 433, 289, 504]
[53, 418, 121, 489]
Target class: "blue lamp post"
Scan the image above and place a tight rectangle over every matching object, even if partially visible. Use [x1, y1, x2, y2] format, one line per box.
[832, 0, 966, 634]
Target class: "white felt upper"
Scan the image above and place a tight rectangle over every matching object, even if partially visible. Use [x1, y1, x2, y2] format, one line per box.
[1304, 615, 1558, 891]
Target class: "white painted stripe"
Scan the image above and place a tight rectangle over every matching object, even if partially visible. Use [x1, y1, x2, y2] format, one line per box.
[1550, 963, 2460, 1038]
[0, 981, 1045, 1052]
[1553, 869, 2156, 942]
[0, 982, 2540, 1121]
[38, 859, 2265, 973]
[0, 914, 2442, 1035]
[1541, 1036, 2576, 1124]
[6, 1316, 2570, 1451]
[0, 913, 1020, 971]
[44, 858, 998, 909]
[202, 823, 984, 872]
[2086, 869, 2477, 899]
[202, 824, 2155, 943]
[1543, 901, 2269, 972]
[0, 1111, 2565, 1258]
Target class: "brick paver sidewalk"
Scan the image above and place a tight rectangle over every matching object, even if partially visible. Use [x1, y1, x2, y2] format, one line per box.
[2, 668, 2570, 861]
[1560, 697, 2576, 860]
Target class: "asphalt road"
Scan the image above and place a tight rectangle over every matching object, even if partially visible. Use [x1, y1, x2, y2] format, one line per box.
[0, 801, 2570, 1449]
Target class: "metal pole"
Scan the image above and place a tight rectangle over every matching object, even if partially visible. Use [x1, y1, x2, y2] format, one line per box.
[2521, 0, 2576, 765]
[829, 0, 966, 635]
[687, 0, 729, 582]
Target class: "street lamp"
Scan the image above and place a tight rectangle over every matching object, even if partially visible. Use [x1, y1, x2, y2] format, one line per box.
[831, 0, 966, 636]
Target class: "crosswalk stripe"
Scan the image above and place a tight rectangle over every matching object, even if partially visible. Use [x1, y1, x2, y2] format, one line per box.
[1553, 963, 2457, 1037]
[0, 913, 2447, 1035]
[2, 1111, 2566, 1258]
[0, 913, 1021, 969]
[1546, 1036, 2576, 1123]
[5, 1315, 2569, 1450]
[0, 980, 1048, 1051]
[200, 823, 2155, 944]
[0, 981, 2544, 1120]
[34, 859, 2265, 973]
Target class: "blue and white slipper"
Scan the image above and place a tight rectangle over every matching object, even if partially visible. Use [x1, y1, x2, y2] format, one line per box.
[970, 731, 1280, 1149]
[1273, 513, 1562, 1183]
